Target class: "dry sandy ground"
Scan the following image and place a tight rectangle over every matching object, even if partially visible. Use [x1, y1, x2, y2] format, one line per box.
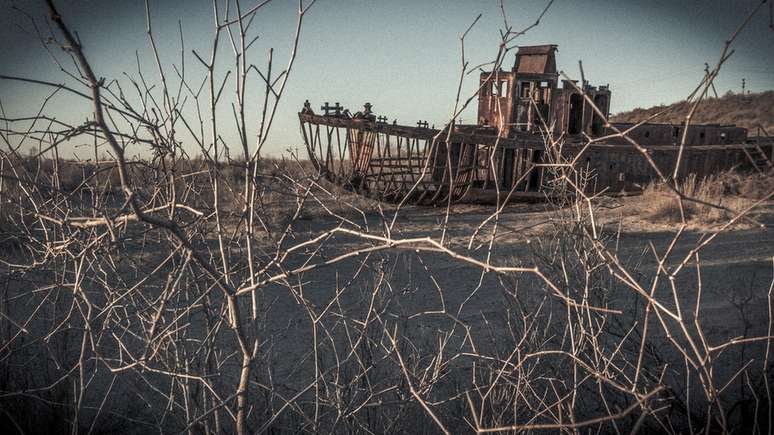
[3, 191, 772, 432]
[264, 195, 774, 394]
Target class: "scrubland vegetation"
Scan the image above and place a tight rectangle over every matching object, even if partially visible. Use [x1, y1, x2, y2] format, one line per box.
[642, 171, 773, 225]
[0, 1, 773, 434]
[613, 90, 774, 134]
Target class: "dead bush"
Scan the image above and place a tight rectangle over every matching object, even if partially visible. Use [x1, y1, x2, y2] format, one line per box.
[1, 1, 772, 434]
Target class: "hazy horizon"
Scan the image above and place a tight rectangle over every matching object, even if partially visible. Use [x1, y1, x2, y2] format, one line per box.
[1, 0, 772, 158]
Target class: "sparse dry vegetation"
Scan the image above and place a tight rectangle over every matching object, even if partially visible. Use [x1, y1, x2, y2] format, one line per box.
[613, 90, 774, 134]
[641, 171, 769, 226]
[0, 1, 773, 434]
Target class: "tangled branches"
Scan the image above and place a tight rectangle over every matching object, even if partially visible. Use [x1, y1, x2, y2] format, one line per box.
[0, 0, 773, 434]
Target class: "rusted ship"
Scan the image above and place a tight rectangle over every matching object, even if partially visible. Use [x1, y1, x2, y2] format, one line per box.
[299, 45, 772, 205]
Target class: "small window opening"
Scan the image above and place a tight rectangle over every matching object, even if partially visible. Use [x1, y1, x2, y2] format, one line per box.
[591, 94, 607, 136]
[491, 81, 498, 96]
[500, 80, 508, 97]
[520, 83, 531, 98]
[567, 93, 583, 135]
[644, 131, 650, 138]
[699, 132, 705, 139]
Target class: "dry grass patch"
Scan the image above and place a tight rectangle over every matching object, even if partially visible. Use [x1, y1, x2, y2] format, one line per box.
[641, 171, 768, 226]
[612, 90, 774, 133]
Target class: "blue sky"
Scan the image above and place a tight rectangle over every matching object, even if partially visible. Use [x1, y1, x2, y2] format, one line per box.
[1, 0, 772, 158]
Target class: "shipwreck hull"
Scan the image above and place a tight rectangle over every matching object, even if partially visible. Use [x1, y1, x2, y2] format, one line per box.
[298, 44, 772, 206]
[300, 112, 773, 205]
[299, 113, 568, 204]
[300, 113, 483, 204]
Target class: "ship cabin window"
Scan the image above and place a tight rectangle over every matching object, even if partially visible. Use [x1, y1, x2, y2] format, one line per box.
[540, 82, 551, 102]
[672, 127, 680, 144]
[487, 80, 509, 97]
[520, 83, 531, 98]
[518, 81, 552, 105]
[567, 93, 583, 135]
[591, 94, 608, 136]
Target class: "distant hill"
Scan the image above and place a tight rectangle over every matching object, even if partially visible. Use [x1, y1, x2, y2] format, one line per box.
[611, 90, 774, 135]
